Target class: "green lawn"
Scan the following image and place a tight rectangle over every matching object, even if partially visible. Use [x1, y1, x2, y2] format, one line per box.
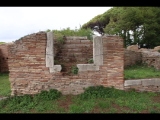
[0, 73, 11, 97]
[124, 64, 160, 80]
[0, 86, 160, 113]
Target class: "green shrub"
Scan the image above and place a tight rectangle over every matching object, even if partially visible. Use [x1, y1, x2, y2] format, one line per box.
[60, 64, 66, 72]
[88, 58, 94, 63]
[34, 89, 62, 101]
[79, 86, 125, 100]
[71, 66, 79, 75]
[51, 27, 93, 41]
[0, 42, 5, 44]
[1, 94, 35, 112]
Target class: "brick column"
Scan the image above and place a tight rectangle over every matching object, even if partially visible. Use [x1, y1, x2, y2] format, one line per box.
[102, 36, 124, 89]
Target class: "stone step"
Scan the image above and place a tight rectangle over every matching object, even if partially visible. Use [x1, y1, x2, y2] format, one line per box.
[0, 96, 8, 101]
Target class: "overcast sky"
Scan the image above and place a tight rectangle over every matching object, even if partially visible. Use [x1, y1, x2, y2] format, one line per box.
[0, 7, 112, 43]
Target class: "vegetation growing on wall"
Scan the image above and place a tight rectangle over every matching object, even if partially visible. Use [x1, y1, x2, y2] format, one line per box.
[71, 66, 79, 75]
[0, 42, 5, 44]
[46, 27, 94, 42]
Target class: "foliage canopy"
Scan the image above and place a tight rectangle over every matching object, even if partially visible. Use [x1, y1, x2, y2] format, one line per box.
[82, 7, 160, 48]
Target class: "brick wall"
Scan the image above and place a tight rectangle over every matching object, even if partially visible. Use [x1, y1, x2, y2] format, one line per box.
[125, 45, 160, 70]
[0, 44, 9, 73]
[8, 32, 47, 95]
[141, 51, 160, 70]
[102, 36, 124, 89]
[8, 32, 124, 96]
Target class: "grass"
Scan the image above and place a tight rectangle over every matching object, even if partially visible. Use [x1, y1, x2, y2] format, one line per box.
[0, 85, 160, 113]
[0, 42, 5, 44]
[0, 64, 160, 113]
[124, 63, 160, 80]
[0, 73, 11, 97]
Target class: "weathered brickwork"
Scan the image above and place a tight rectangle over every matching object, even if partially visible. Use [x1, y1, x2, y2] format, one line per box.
[54, 36, 93, 75]
[8, 32, 124, 96]
[3, 30, 160, 95]
[125, 45, 160, 70]
[141, 51, 160, 70]
[124, 50, 142, 68]
[102, 36, 124, 89]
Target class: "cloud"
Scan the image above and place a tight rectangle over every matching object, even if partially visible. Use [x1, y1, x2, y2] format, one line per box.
[0, 7, 112, 42]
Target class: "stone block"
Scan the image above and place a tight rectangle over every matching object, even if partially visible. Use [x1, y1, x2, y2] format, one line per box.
[77, 64, 99, 72]
[142, 79, 155, 86]
[124, 80, 142, 86]
[87, 64, 99, 71]
[77, 64, 87, 72]
[49, 65, 62, 73]
[46, 54, 54, 67]
[46, 32, 54, 67]
[155, 79, 160, 86]
[93, 36, 103, 65]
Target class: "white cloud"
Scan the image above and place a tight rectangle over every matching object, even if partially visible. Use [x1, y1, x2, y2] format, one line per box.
[0, 7, 112, 42]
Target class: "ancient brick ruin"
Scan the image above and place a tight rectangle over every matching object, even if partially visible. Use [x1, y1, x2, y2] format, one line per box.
[1, 31, 160, 95]
[53, 36, 93, 75]
[124, 45, 160, 92]
[125, 45, 160, 70]
[7, 31, 124, 96]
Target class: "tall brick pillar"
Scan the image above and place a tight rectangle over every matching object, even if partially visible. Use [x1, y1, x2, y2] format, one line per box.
[102, 36, 124, 89]
[97, 36, 124, 89]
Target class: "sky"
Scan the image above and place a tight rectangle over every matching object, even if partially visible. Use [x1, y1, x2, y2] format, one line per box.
[0, 7, 112, 43]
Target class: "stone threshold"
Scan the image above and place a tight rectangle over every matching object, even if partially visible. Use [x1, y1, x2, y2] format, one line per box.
[124, 78, 160, 87]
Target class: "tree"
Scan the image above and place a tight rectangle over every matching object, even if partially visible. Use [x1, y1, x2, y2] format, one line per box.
[82, 7, 160, 48]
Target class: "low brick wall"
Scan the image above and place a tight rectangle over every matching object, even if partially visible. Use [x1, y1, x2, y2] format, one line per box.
[124, 78, 160, 92]
[8, 32, 124, 96]
[125, 45, 160, 70]
[141, 51, 160, 70]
